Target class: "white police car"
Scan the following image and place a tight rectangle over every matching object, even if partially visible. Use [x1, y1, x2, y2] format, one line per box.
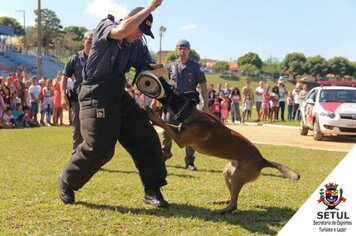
[299, 86, 356, 141]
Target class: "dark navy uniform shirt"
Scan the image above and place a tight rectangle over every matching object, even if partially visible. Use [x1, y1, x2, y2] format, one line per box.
[63, 50, 87, 89]
[85, 16, 152, 81]
[167, 59, 206, 93]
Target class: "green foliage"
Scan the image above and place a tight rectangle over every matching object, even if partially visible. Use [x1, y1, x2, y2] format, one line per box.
[237, 52, 263, 69]
[165, 49, 201, 63]
[327, 56, 353, 77]
[212, 61, 230, 72]
[239, 64, 259, 77]
[63, 26, 89, 41]
[0, 16, 24, 36]
[262, 57, 281, 75]
[282, 52, 307, 75]
[33, 8, 63, 55]
[0, 127, 345, 235]
[305, 55, 328, 77]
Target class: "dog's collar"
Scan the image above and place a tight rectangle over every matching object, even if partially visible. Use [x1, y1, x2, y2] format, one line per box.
[173, 100, 196, 123]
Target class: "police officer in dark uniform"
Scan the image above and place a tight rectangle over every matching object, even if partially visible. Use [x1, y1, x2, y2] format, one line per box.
[61, 31, 93, 150]
[162, 39, 208, 171]
[58, 0, 169, 208]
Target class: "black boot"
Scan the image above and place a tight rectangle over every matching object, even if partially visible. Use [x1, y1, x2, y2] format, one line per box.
[58, 175, 75, 204]
[144, 188, 169, 208]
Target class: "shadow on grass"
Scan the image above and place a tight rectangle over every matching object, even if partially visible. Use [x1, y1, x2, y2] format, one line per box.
[77, 201, 295, 235]
[100, 167, 197, 178]
[261, 173, 286, 179]
[167, 164, 222, 174]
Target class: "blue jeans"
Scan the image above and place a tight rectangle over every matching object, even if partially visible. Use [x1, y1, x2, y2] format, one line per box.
[230, 102, 241, 122]
[40, 104, 52, 124]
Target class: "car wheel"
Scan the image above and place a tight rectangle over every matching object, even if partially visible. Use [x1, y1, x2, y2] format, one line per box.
[300, 119, 308, 136]
[313, 119, 323, 141]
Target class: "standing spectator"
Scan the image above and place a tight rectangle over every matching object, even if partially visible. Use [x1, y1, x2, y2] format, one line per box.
[241, 79, 255, 118]
[40, 79, 54, 126]
[292, 85, 301, 120]
[53, 72, 63, 125]
[255, 81, 264, 121]
[207, 83, 216, 113]
[220, 92, 229, 123]
[299, 84, 308, 101]
[61, 31, 93, 149]
[242, 94, 252, 123]
[287, 91, 294, 121]
[277, 80, 287, 121]
[230, 87, 241, 124]
[215, 83, 222, 97]
[261, 85, 271, 123]
[29, 77, 41, 123]
[270, 86, 280, 122]
[0, 90, 6, 118]
[212, 97, 221, 120]
[162, 39, 208, 171]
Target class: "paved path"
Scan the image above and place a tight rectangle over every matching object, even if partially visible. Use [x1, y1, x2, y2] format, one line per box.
[63, 111, 355, 152]
[226, 123, 355, 152]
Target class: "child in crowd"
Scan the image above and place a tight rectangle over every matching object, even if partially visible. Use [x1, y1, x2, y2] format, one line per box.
[40, 79, 53, 126]
[2, 107, 16, 128]
[212, 97, 221, 120]
[261, 85, 271, 123]
[242, 94, 252, 123]
[287, 91, 294, 121]
[220, 93, 229, 123]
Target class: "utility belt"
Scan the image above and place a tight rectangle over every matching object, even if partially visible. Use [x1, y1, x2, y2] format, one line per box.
[66, 88, 79, 103]
[79, 74, 126, 102]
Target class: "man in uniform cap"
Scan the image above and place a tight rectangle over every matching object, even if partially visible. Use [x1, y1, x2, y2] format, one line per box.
[58, 0, 169, 208]
[61, 30, 93, 150]
[161, 39, 208, 171]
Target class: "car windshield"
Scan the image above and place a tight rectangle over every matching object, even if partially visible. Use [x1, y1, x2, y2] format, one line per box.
[319, 89, 356, 103]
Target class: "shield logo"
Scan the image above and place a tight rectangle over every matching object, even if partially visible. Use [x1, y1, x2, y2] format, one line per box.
[325, 188, 338, 204]
[318, 183, 346, 210]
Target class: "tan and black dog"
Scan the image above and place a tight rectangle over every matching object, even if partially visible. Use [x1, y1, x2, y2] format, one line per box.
[146, 107, 300, 214]
[134, 65, 300, 213]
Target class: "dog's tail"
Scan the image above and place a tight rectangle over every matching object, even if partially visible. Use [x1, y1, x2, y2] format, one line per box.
[265, 160, 300, 180]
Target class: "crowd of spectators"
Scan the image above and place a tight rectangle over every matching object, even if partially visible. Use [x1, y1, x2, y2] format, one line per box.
[0, 68, 70, 129]
[1, 67, 307, 129]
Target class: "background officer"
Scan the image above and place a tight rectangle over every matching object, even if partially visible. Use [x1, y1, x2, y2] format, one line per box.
[162, 39, 208, 171]
[61, 31, 93, 150]
[58, 0, 169, 208]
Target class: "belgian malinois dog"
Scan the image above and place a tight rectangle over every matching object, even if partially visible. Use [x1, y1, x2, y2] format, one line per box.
[146, 103, 300, 213]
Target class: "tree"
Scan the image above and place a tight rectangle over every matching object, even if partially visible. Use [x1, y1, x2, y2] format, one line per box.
[34, 8, 63, 55]
[0, 16, 25, 36]
[239, 64, 258, 77]
[237, 52, 263, 69]
[165, 49, 201, 63]
[327, 57, 353, 77]
[212, 61, 230, 73]
[63, 26, 88, 41]
[262, 57, 281, 76]
[305, 55, 328, 77]
[281, 52, 307, 76]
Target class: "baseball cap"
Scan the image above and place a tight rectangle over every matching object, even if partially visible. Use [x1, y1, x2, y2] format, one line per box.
[176, 39, 190, 49]
[84, 31, 93, 40]
[128, 7, 154, 39]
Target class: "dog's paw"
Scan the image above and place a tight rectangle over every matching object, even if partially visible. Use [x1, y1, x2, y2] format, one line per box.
[215, 205, 237, 214]
[208, 200, 230, 205]
[146, 108, 163, 126]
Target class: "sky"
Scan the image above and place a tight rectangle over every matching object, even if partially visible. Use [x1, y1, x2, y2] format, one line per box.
[1, 0, 356, 62]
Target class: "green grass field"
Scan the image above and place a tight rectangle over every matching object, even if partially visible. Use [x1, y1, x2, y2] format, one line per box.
[0, 127, 346, 235]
